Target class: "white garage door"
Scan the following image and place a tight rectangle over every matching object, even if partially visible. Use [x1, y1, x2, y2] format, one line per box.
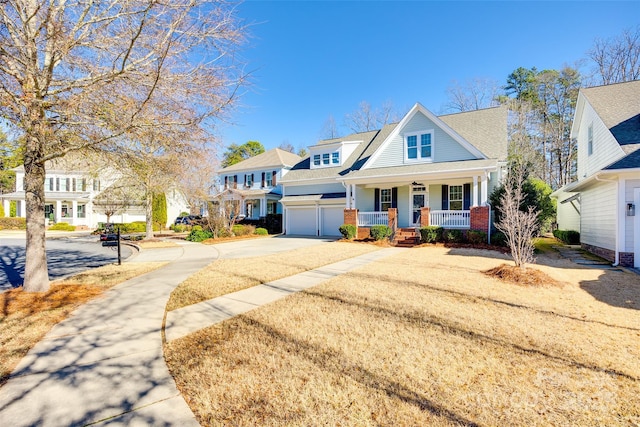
[321, 207, 344, 237]
[287, 207, 317, 236]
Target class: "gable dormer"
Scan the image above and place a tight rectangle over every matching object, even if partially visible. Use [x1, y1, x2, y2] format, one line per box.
[363, 103, 486, 169]
[308, 140, 361, 169]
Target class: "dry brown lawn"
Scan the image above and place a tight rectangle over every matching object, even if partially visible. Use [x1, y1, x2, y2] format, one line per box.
[165, 246, 640, 426]
[166, 241, 380, 311]
[136, 240, 180, 249]
[0, 262, 166, 386]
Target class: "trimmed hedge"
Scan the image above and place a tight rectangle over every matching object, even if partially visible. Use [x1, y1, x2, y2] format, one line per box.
[467, 230, 487, 244]
[186, 225, 214, 242]
[0, 217, 26, 230]
[255, 227, 268, 235]
[339, 224, 357, 240]
[419, 226, 443, 243]
[370, 225, 392, 241]
[48, 222, 76, 231]
[553, 229, 580, 245]
[232, 224, 255, 236]
[491, 231, 508, 247]
[444, 229, 464, 243]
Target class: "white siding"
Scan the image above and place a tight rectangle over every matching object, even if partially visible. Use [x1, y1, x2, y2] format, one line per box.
[285, 183, 344, 196]
[624, 180, 640, 252]
[370, 111, 477, 169]
[581, 181, 617, 250]
[356, 187, 375, 211]
[555, 190, 581, 232]
[575, 102, 625, 179]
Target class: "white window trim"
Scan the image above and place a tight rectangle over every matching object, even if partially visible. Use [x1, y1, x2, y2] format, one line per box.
[449, 184, 463, 211]
[404, 130, 434, 163]
[380, 188, 393, 211]
[587, 123, 593, 156]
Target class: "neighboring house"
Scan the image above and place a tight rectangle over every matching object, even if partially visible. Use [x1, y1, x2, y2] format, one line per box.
[280, 103, 508, 239]
[552, 80, 640, 268]
[2, 158, 188, 229]
[211, 148, 302, 220]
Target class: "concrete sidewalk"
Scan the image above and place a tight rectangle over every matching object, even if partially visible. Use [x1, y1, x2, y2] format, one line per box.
[165, 247, 405, 342]
[0, 241, 219, 427]
[0, 237, 404, 426]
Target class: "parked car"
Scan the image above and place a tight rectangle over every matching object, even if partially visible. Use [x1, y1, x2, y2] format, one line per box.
[174, 215, 202, 225]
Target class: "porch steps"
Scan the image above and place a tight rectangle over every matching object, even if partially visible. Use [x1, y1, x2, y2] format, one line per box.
[394, 228, 420, 247]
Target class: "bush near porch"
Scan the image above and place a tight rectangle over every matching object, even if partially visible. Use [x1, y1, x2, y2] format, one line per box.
[0, 217, 26, 230]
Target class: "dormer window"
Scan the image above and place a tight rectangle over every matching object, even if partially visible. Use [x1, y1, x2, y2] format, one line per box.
[332, 152, 339, 164]
[313, 154, 321, 166]
[405, 130, 433, 162]
[309, 140, 359, 169]
[322, 153, 330, 165]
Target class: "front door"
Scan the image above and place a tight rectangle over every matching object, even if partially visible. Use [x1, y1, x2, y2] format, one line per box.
[411, 186, 428, 226]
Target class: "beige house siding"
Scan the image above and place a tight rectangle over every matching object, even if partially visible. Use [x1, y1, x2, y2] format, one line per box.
[580, 181, 617, 251]
[576, 102, 625, 179]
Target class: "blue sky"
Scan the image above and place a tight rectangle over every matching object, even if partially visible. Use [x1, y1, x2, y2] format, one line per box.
[219, 1, 639, 153]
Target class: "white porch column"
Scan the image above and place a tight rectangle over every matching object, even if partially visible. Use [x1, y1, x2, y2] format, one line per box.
[481, 173, 488, 205]
[72, 200, 78, 224]
[260, 196, 266, 217]
[345, 185, 351, 209]
[472, 176, 479, 207]
[55, 200, 62, 223]
[351, 184, 357, 209]
[3, 199, 9, 217]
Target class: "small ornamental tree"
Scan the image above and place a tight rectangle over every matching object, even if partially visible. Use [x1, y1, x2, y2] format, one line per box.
[152, 193, 168, 230]
[495, 164, 539, 269]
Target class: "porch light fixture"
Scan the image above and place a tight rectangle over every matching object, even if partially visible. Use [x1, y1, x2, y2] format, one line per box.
[627, 203, 635, 216]
[411, 181, 423, 186]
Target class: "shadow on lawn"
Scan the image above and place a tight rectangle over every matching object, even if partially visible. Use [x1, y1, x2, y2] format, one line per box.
[580, 269, 640, 311]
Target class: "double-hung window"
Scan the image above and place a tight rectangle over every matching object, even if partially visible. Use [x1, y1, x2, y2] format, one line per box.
[332, 152, 340, 164]
[449, 185, 463, 210]
[380, 189, 393, 211]
[265, 171, 273, 186]
[245, 174, 253, 187]
[322, 153, 330, 165]
[405, 131, 433, 162]
[313, 154, 321, 166]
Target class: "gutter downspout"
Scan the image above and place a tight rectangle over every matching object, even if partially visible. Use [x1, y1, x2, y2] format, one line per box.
[594, 174, 619, 266]
[486, 201, 491, 245]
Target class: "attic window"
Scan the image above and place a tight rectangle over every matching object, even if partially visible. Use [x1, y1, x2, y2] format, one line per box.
[405, 130, 433, 163]
[587, 124, 593, 156]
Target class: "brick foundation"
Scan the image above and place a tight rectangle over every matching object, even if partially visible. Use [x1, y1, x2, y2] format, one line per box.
[581, 243, 615, 263]
[420, 207, 430, 227]
[470, 206, 489, 233]
[343, 209, 357, 226]
[357, 227, 371, 240]
[619, 252, 635, 268]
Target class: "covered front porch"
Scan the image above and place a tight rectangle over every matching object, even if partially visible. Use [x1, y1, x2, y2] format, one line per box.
[209, 188, 281, 220]
[342, 171, 494, 232]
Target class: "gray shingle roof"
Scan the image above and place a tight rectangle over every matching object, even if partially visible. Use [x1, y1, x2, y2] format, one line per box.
[582, 80, 640, 146]
[218, 148, 302, 173]
[343, 159, 499, 180]
[281, 105, 506, 183]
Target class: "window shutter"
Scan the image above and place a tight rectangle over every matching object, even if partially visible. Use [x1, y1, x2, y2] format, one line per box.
[442, 185, 449, 210]
[261, 172, 266, 187]
[463, 183, 471, 210]
[66, 178, 71, 191]
[81, 178, 86, 191]
[272, 171, 277, 186]
[50, 178, 54, 191]
[374, 188, 380, 211]
[251, 173, 254, 187]
[234, 175, 238, 189]
[244, 174, 247, 186]
[391, 187, 398, 209]
[72, 178, 76, 192]
[56, 178, 60, 191]
[224, 176, 228, 188]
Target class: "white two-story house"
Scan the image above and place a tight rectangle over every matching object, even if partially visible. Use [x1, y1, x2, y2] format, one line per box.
[552, 80, 640, 268]
[211, 148, 302, 221]
[280, 103, 507, 238]
[2, 157, 188, 229]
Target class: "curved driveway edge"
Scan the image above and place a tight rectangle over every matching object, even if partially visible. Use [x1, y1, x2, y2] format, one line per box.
[0, 241, 218, 427]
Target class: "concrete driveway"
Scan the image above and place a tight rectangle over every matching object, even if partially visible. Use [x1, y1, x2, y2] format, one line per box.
[207, 235, 338, 259]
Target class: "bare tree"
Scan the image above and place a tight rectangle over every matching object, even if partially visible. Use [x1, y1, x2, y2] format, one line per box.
[344, 101, 398, 133]
[496, 163, 539, 269]
[278, 141, 295, 153]
[588, 26, 640, 84]
[320, 114, 340, 139]
[0, 1, 246, 291]
[443, 78, 501, 113]
[92, 184, 137, 224]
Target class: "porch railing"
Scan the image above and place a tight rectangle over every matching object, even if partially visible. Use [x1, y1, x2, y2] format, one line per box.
[430, 210, 470, 228]
[358, 211, 388, 226]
